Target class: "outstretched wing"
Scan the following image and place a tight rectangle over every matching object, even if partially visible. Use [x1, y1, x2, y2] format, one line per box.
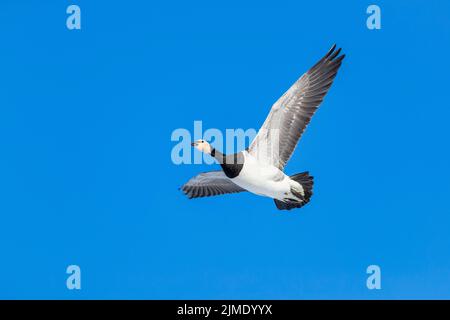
[248, 45, 345, 170]
[181, 171, 246, 199]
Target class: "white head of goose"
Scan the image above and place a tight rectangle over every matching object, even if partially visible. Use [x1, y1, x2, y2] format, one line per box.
[181, 45, 345, 210]
[191, 140, 211, 153]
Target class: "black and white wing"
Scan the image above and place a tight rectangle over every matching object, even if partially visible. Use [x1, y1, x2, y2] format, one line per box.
[181, 171, 246, 199]
[248, 45, 345, 170]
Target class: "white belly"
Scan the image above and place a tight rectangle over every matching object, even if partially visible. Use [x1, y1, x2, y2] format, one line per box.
[230, 152, 292, 200]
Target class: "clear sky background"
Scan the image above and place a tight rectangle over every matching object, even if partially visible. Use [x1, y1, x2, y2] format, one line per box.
[1, 0, 449, 299]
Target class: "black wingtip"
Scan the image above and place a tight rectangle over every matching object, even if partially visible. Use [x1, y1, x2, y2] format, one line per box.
[180, 185, 194, 199]
[324, 44, 337, 59]
[310, 44, 344, 70]
[336, 54, 346, 63]
[326, 45, 346, 65]
[328, 47, 341, 60]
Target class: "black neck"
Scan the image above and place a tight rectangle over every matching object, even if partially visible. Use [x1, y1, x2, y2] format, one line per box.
[211, 148, 225, 164]
[210, 148, 244, 179]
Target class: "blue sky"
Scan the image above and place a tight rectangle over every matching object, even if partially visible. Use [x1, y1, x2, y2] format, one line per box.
[0, 0, 449, 299]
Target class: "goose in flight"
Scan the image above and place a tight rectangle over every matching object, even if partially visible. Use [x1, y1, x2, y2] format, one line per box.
[181, 45, 345, 210]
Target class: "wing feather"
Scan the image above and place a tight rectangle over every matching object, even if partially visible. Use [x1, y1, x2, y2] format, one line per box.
[248, 45, 345, 170]
[181, 171, 246, 199]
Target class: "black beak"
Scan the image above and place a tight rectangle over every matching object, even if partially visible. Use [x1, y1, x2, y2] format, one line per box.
[191, 142, 196, 147]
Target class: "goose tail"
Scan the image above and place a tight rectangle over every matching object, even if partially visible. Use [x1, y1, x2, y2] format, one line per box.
[274, 171, 314, 210]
